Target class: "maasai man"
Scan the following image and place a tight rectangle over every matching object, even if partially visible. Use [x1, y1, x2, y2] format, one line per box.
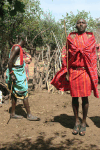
[51, 19, 99, 136]
[6, 36, 40, 121]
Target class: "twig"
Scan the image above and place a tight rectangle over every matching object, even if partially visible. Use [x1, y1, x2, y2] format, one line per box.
[64, 20, 69, 80]
[7, 82, 13, 124]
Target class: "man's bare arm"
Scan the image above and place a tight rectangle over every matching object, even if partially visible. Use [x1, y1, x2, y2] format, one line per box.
[8, 46, 20, 72]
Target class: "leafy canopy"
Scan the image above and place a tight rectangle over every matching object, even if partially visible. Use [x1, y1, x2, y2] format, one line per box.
[0, 0, 25, 19]
[61, 10, 97, 34]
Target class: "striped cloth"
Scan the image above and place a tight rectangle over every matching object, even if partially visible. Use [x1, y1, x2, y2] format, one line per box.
[51, 32, 99, 98]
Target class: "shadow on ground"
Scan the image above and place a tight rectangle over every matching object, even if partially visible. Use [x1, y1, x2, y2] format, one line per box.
[49, 114, 89, 129]
[90, 116, 100, 128]
[28, 79, 33, 84]
[8, 104, 27, 118]
[0, 135, 98, 150]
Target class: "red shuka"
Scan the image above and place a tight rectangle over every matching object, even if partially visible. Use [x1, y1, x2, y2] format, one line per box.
[51, 32, 99, 98]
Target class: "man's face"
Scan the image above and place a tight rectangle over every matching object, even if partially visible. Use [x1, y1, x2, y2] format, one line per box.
[76, 19, 87, 33]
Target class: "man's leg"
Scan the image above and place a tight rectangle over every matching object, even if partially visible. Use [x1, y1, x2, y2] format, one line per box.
[10, 95, 23, 119]
[11, 94, 17, 116]
[82, 97, 89, 126]
[23, 98, 40, 121]
[79, 97, 89, 136]
[72, 97, 80, 134]
[23, 98, 31, 115]
[72, 97, 80, 123]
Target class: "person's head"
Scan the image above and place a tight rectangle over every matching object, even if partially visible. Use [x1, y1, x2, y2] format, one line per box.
[76, 18, 87, 34]
[18, 33, 27, 47]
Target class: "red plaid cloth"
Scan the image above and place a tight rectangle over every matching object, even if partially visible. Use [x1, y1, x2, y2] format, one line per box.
[51, 32, 99, 98]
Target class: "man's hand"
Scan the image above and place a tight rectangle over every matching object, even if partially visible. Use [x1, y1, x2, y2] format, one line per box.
[10, 73, 16, 83]
[66, 73, 69, 82]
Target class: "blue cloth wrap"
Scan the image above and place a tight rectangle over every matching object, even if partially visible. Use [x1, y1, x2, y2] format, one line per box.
[6, 62, 28, 97]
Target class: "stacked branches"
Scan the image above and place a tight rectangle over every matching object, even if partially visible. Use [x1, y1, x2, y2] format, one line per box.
[32, 32, 62, 92]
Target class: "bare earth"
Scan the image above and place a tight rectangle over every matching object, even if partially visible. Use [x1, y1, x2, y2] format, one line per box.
[0, 60, 100, 150]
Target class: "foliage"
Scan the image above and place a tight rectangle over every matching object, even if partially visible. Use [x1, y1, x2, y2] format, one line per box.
[59, 10, 98, 44]
[0, 0, 43, 49]
[0, 0, 25, 20]
[95, 18, 100, 28]
[38, 11, 65, 48]
[21, 0, 43, 47]
[0, 0, 41, 77]
[61, 10, 97, 33]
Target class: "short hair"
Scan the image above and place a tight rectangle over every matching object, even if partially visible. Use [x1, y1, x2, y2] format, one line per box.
[76, 18, 87, 25]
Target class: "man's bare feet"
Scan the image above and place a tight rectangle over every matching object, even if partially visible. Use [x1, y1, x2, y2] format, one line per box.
[72, 121, 81, 135]
[79, 123, 86, 136]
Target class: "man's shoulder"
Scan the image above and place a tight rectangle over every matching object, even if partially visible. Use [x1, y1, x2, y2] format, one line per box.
[11, 44, 20, 53]
[12, 44, 21, 50]
[86, 32, 94, 39]
[69, 32, 77, 39]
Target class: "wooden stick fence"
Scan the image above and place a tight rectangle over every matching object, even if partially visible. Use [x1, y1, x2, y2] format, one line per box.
[32, 45, 61, 93]
[32, 30, 64, 93]
[32, 31, 70, 94]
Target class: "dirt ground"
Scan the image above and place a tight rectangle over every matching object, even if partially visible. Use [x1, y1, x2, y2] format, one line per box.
[0, 59, 100, 150]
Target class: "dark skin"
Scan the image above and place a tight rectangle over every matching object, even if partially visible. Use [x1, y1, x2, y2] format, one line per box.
[72, 97, 89, 135]
[71, 19, 89, 135]
[76, 18, 87, 34]
[8, 39, 39, 120]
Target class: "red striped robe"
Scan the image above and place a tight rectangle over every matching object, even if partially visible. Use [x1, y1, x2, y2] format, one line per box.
[51, 32, 99, 98]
